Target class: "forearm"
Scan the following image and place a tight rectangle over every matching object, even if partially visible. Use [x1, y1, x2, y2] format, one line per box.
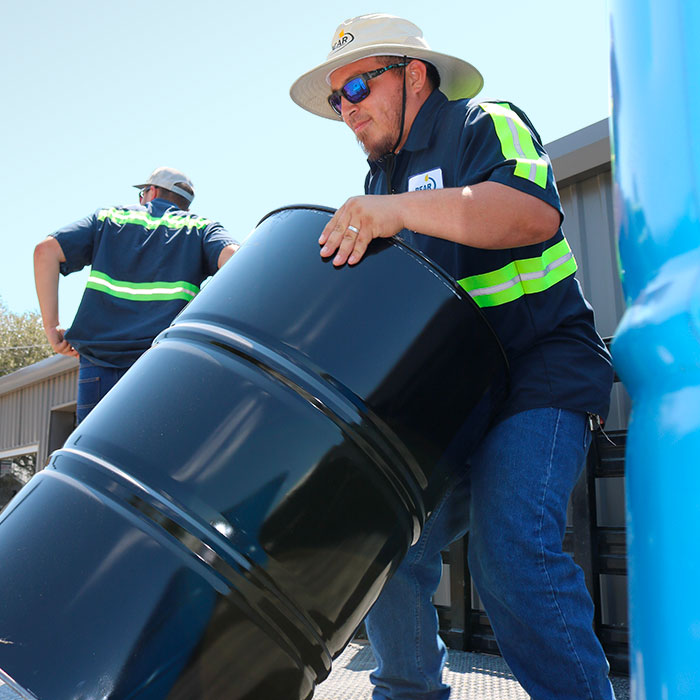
[33, 237, 78, 356]
[33, 239, 62, 330]
[393, 182, 561, 249]
[320, 182, 563, 266]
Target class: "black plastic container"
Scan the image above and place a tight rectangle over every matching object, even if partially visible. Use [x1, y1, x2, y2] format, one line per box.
[0, 205, 508, 699]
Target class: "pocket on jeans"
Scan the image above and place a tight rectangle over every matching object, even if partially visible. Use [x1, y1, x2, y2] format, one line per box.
[77, 376, 100, 411]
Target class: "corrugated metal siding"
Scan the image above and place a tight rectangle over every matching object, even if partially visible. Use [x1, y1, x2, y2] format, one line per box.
[18, 382, 45, 449]
[45, 370, 79, 408]
[0, 366, 77, 468]
[561, 170, 625, 339]
[555, 136, 630, 650]
[559, 168, 629, 431]
[0, 393, 21, 448]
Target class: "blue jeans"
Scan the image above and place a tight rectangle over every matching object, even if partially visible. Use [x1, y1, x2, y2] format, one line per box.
[77, 356, 129, 423]
[365, 408, 615, 700]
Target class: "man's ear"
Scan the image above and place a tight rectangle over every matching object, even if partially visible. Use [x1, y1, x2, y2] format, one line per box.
[407, 59, 428, 93]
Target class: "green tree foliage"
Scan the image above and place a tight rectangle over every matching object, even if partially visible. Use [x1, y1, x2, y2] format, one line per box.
[0, 297, 54, 377]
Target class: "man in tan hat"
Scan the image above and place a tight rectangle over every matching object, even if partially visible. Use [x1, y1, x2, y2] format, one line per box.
[34, 167, 238, 422]
[291, 14, 615, 700]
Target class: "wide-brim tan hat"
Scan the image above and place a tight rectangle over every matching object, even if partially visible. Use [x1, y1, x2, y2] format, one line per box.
[290, 14, 483, 121]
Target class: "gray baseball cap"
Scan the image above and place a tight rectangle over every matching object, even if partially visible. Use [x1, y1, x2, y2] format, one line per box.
[133, 166, 194, 202]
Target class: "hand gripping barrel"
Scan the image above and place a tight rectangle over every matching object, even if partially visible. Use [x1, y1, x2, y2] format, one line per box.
[0, 206, 508, 699]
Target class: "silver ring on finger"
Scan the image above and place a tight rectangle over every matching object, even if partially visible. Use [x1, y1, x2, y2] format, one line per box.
[347, 225, 360, 234]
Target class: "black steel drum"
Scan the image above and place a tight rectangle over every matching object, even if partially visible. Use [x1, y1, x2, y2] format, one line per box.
[0, 205, 508, 699]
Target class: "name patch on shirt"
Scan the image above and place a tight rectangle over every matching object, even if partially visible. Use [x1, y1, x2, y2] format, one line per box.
[408, 168, 444, 192]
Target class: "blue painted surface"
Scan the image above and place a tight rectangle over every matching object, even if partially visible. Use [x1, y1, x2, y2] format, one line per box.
[609, 1, 700, 698]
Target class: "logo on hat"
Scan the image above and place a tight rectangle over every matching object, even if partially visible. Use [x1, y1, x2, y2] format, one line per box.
[332, 30, 354, 52]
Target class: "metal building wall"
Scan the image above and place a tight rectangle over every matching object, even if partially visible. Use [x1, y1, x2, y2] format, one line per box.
[549, 120, 630, 653]
[550, 118, 629, 431]
[561, 171, 621, 335]
[0, 355, 77, 469]
[0, 394, 21, 453]
[550, 119, 623, 332]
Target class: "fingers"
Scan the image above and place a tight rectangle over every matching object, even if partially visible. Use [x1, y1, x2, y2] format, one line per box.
[331, 225, 369, 267]
[56, 341, 79, 358]
[320, 217, 364, 267]
[46, 327, 78, 357]
[346, 231, 371, 266]
[319, 198, 372, 267]
[318, 195, 403, 266]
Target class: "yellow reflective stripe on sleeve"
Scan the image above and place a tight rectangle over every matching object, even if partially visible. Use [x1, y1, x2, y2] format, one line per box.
[97, 208, 212, 231]
[480, 102, 548, 189]
[458, 238, 577, 308]
[86, 270, 200, 302]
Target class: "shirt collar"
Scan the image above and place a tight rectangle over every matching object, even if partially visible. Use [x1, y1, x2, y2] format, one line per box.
[368, 89, 449, 174]
[401, 89, 448, 152]
[147, 197, 181, 215]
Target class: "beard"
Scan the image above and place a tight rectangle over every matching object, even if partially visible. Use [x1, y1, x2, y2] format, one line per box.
[355, 101, 404, 161]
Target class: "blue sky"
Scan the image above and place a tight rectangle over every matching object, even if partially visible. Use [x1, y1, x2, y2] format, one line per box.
[1, 0, 611, 326]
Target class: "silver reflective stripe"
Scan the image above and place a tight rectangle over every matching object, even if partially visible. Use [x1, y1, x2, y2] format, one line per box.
[87, 275, 198, 300]
[480, 102, 548, 188]
[468, 251, 575, 299]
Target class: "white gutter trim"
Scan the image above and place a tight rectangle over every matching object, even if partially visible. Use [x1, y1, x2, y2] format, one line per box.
[0, 444, 39, 459]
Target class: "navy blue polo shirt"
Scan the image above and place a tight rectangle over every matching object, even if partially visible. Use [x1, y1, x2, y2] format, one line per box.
[53, 198, 236, 368]
[366, 90, 614, 422]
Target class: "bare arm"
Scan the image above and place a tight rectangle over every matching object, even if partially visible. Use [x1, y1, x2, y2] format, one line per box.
[33, 237, 79, 357]
[217, 243, 239, 268]
[319, 182, 562, 266]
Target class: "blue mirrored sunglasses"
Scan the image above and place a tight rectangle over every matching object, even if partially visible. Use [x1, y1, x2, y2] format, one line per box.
[328, 62, 408, 116]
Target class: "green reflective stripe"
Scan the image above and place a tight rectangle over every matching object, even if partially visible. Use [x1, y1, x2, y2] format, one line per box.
[480, 102, 548, 188]
[97, 208, 212, 231]
[86, 270, 199, 302]
[458, 239, 578, 308]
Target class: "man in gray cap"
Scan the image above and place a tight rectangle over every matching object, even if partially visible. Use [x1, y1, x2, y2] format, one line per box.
[291, 14, 615, 700]
[34, 166, 238, 422]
